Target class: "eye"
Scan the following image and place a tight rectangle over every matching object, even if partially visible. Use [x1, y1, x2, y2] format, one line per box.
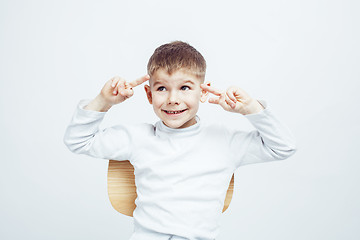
[181, 86, 190, 91]
[157, 86, 166, 91]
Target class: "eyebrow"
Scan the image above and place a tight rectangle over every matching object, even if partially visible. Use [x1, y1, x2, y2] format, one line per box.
[183, 80, 195, 85]
[153, 80, 195, 87]
[152, 81, 162, 87]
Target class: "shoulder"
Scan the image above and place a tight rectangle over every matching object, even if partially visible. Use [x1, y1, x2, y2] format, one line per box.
[201, 120, 249, 140]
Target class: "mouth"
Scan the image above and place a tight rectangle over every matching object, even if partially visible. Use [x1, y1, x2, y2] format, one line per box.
[162, 109, 188, 115]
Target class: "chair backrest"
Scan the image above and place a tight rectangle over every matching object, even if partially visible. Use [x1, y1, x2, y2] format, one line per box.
[107, 160, 234, 217]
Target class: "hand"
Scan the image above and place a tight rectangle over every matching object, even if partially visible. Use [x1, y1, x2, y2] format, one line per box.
[103, 75, 150, 105]
[85, 75, 150, 112]
[200, 84, 264, 115]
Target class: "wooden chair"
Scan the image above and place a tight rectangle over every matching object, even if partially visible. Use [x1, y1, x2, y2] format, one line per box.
[107, 160, 235, 217]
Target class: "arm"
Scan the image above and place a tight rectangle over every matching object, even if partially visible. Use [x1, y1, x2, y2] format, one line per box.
[200, 84, 297, 168]
[63, 75, 149, 160]
[233, 102, 297, 167]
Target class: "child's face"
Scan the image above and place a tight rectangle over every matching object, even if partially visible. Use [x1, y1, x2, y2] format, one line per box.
[144, 69, 207, 129]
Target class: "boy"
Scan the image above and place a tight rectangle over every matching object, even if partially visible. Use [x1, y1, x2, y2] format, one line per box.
[64, 41, 296, 240]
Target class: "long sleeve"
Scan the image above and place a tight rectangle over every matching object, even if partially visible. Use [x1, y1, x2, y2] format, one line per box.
[230, 101, 297, 169]
[63, 100, 132, 160]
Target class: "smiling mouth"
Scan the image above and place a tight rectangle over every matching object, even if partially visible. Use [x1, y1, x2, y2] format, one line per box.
[163, 109, 187, 115]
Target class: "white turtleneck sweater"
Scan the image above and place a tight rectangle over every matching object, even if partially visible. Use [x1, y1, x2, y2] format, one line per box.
[64, 100, 296, 240]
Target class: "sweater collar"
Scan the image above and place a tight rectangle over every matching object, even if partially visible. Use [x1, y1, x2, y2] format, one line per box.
[155, 116, 201, 137]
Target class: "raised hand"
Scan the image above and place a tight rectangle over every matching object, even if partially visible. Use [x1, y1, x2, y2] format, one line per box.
[200, 84, 264, 115]
[85, 75, 150, 112]
[106, 75, 150, 105]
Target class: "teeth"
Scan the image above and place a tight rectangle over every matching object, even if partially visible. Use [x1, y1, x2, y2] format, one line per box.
[165, 110, 185, 114]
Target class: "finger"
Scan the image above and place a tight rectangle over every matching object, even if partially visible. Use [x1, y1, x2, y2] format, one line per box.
[124, 88, 134, 98]
[112, 80, 120, 95]
[226, 88, 237, 103]
[224, 92, 236, 108]
[123, 82, 134, 98]
[111, 77, 118, 88]
[209, 93, 226, 105]
[129, 75, 150, 88]
[233, 87, 250, 102]
[114, 78, 125, 95]
[200, 84, 222, 96]
[208, 97, 220, 104]
[111, 76, 121, 94]
[124, 81, 130, 89]
[225, 95, 236, 109]
[218, 93, 230, 110]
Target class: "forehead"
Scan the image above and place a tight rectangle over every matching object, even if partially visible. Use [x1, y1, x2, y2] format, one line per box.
[150, 69, 202, 86]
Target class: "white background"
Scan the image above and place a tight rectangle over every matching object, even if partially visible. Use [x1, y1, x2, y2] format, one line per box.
[1, 0, 359, 239]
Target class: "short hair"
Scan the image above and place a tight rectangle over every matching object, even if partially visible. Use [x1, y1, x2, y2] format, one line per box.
[147, 41, 206, 80]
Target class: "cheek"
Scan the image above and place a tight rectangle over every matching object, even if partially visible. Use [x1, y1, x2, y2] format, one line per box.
[186, 94, 201, 108]
[151, 94, 166, 108]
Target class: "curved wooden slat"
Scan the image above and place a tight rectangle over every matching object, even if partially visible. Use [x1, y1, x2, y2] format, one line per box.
[222, 173, 234, 212]
[107, 160, 234, 216]
[107, 160, 137, 216]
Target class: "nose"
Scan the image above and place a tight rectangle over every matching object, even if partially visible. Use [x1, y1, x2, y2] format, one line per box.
[167, 91, 180, 105]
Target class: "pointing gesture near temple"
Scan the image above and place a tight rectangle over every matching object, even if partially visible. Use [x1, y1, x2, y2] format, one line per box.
[200, 84, 265, 115]
[85, 75, 150, 112]
[108, 75, 150, 104]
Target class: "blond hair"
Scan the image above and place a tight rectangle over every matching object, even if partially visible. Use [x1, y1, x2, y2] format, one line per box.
[147, 41, 206, 80]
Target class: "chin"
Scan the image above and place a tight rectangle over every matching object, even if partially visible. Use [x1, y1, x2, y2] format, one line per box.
[163, 121, 185, 129]
[164, 118, 195, 129]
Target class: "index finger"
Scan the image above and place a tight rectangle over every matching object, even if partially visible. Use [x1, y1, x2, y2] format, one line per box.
[129, 75, 150, 88]
[200, 84, 223, 96]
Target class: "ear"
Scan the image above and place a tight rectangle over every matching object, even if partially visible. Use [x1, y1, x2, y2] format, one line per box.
[144, 85, 152, 104]
[200, 81, 211, 103]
